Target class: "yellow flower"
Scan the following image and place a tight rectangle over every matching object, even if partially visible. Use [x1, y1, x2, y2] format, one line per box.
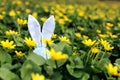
[72, 51, 78, 55]
[100, 39, 114, 51]
[91, 47, 100, 54]
[55, 16, 59, 20]
[100, 39, 109, 46]
[67, 9, 74, 14]
[23, 20, 27, 25]
[107, 32, 117, 38]
[26, 9, 31, 14]
[110, 34, 117, 38]
[59, 36, 71, 44]
[90, 14, 99, 20]
[25, 1, 29, 6]
[78, 11, 84, 17]
[82, 39, 96, 47]
[117, 23, 120, 27]
[48, 48, 68, 60]
[9, 10, 16, 17]
[75, 33, 81, 38]
[5, 30, 18, 36]
[32, 12, 37, 18]
[105, 23, 113, 30]
[68, 5, 74, 9]
[17, 18, 27, 25]
[1, 40, 16, 49]
[96, 29, 101, 33]
[63, 16, 71, 22]
[105, 63, 120, 76]
[58, 19, 65, 25]
[0, 14, 3, 20]
[98, 34, 108, 38]
[24, 37, 37, 47]
[83, 35, 89, 39]
[15, 51, 24, 57]
[42, 38, 54, 46]
[52, 33, 57, 38]
[17, 18, 22, 24]
[16, 11, 21, 15]
[106, 26, 111, 30]
[103, 43, 114, 51]
[44, 7, 49, 12]
[78, 27, 85, 31]
[2, 11, 6, 15]
[57, 12, 63, 17]
[40, 17, 47, 22]
[106, 22, 113, 28]
[31, 73, 45, 80]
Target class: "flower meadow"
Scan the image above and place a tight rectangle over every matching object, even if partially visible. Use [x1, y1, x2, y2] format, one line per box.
[1, 0, 120, 80]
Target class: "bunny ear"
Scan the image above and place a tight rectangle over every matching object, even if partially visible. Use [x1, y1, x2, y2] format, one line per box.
[42, 15, 55, 39]
[28, 15, 41, 44]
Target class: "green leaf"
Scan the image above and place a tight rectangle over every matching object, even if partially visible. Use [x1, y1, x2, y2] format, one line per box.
[44, 65, 54, 76]
[92, 75, 100, 80]
[104, 52, 111, 58]
[91, 65, 102, 73]
[51, 72, 63, 80]
[1, 63, 13, 70]
[107, 77, 116, 80]
[118, 77, 120, 80]
[79, 50, 87, 54]
[53, 42, 67, 51]
[14, 37, 24, 47]
[1, 63, 21, 71]
[46, 59, 67, 68]
[115, 58, 120, 68]
[115, 58, 120, 65]
[0, 68, 20, 80]
[66, 64, 89, 79]
[97, 51, 111, 59]
[27, 52, 45, 66]
[97, 58, 110, 70]
[56, 59, 67, 68]
[66, 64, 74, 74]
[0, 50, 12, 64]
[46, 59, 56, 67]
[68, 56, 84, 68]
[20, 60, 41, 80]
[80, 73, 89, 80]
[66, 56, 89, 79]
[62, 44, 72, 55]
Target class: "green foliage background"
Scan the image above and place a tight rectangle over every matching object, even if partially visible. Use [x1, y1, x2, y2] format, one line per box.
[0, 0, 120, 80]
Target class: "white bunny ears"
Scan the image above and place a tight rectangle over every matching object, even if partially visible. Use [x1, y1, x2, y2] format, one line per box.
[28, 15, 55, 46]
[27, 15, 55, 59]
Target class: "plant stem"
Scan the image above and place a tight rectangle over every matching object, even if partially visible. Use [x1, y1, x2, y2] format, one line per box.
[85, 40, 98, 65]
[71, 23, 76, 52]
[92, 52, 100, 64]
[55, 60, 58, 68]
[85, 48, 92, 65]
[98, 50, 106, 65]
[13, 17, 21, 36]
